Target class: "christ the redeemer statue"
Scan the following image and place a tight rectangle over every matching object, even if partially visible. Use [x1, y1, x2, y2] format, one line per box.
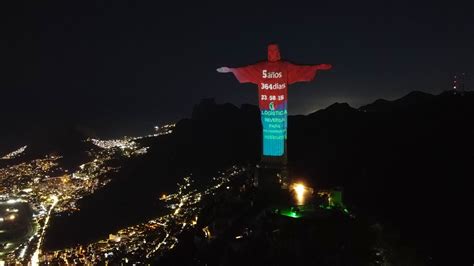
[217, 44, 332, 163]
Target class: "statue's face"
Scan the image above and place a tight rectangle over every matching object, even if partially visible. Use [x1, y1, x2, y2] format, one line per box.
[268, 44, 281, 62]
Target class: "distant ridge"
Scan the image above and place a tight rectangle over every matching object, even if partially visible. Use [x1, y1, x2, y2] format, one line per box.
[359, 91, 436, 112]
[308, 102, 356, 118]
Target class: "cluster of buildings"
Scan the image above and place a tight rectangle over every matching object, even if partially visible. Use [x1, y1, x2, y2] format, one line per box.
[152, 123, 175, 137]
[41, 166, 244, 264]
[0, 146, 28, 160]
[0, 156, 63, 197]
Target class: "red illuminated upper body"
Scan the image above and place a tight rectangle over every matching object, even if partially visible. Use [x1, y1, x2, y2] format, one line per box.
[217, 44, 332, 110]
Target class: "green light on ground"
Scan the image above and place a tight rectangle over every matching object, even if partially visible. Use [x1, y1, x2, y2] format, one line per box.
[319, 204, 332, 210]
[275, 206, 305, 219]
[280, 210, 302, 218]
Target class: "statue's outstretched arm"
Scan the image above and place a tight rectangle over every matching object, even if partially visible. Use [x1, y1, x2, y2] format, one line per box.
[288, 63, 332, 84]
[217, 64, 260, 84]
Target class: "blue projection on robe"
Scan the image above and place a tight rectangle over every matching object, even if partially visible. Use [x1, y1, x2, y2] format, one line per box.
[261, 101, 287, 156]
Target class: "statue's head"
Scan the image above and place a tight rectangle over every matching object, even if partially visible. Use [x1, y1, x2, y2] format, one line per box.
[267, 43, 281, 62]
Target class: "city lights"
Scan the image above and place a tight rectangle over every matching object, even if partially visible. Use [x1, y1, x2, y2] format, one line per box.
[40, 166, 243, 264]
[0, 132, 155, 264]
[1, 146, 27, 160]
[0, 124, 245, 264]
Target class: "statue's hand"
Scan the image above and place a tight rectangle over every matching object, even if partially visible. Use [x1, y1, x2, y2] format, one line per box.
[216, 67, 231, 73]
[319, 64, 332, 70]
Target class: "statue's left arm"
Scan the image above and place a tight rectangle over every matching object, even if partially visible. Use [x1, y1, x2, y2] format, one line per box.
[287, 63, 332, 85]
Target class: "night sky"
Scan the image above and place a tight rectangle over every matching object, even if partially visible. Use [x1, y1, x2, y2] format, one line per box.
[1, 1, 473, 150]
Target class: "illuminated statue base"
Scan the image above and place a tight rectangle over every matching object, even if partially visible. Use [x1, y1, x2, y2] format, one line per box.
[261, 140, 288, 167]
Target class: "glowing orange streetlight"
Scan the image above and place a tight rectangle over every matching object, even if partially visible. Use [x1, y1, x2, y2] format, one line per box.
[291, 183, 308, 205]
